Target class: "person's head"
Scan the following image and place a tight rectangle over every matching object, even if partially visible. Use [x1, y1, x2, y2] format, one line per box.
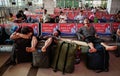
[18, 10, 24, 14]
[79, 10, 83, 15]
[25, 8, 28, 11]
[117, 10, 120, 15]
[53, 29, 61, 37]
[9, 13, 13, 17]
[16, 13, 22, 20]
[21, 26, 33, 34]
[83, 18, 90, 26]
[44, 9, 47, 14]
[60, 11, 64, 15]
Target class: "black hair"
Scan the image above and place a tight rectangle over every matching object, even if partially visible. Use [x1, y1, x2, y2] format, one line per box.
[16, 13, 22, 19]
[25, 8, 28, 11]
[18, 10, 24, 14]
[56, 29, 61, 36]
[80, 10, 83, 12]
[9, 13, 13, 17]
[21, 26, 33, 34]
[44, 9, 47, 13]
[60, 11, 63, 14]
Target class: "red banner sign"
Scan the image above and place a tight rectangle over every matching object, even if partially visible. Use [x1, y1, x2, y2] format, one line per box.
[59, 23, 76, 34]
[93, 23, 110, 33]
[42, 23, 58, 33]
[77, 23, 83, 30]
[112, 23, 120, 31]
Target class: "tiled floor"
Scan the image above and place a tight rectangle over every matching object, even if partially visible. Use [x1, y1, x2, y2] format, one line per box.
[0, 52, 120, 76]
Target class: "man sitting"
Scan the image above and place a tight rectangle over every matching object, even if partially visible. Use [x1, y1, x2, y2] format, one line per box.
[7, 26, 38, 65]
[76, 18, 117, 53]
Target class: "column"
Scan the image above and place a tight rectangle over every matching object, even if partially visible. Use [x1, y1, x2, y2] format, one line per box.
[107, 0, 120, 14]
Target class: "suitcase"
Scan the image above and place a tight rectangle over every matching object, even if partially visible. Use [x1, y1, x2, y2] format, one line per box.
[51, 41, 78, 74]
[0, 26, 9, 44]
[86, 44, 109, 70]
[32, 40, 50, 68]
[32, 49, 50, 68]
[15, 38, 32, 63]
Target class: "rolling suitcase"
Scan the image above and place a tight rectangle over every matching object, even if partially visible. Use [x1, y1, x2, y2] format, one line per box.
[86, 44, 109, 70]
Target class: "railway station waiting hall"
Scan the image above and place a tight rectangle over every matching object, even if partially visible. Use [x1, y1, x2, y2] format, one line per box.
[0, 0, 120, 76]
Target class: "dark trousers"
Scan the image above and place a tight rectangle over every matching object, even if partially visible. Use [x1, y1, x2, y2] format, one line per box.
[85, 36, 104, 44]
[10, 44, 16, 62]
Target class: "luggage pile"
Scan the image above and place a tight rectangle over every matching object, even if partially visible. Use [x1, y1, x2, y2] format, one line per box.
[32, 40, 78, 74]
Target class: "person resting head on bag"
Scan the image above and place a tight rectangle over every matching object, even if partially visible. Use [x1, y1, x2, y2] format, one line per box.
[10, 26, 38, 52]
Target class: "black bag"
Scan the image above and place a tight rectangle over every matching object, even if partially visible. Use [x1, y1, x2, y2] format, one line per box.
[0, 26, 9, 44]
[32, 50, 50, 68]
[86, 44, 109, 70]
[15, 38, 32, 63]
[32, 40, 50, 68]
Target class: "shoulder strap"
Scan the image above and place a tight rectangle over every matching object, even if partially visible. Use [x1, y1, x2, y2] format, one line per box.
[62, 43, 70, 74]
[53, 41, 65, 72]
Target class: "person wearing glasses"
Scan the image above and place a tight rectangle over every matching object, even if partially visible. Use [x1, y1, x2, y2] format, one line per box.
[76, 18, 117, 53]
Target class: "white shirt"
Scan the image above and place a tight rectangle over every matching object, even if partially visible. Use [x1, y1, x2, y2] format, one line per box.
[59, 15, 67, 23]
[75, 14, 85, 23]
[24, 11, 32, 15]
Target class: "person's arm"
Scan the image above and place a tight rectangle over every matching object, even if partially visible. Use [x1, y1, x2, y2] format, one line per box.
[59, 15, 62, 23]
[18, 32, 32, 39]
[76, 28, 85, 40]
[10, 32, 32, 40]
[60, 38, 88, 46]
[117, 29, 120, 36]
[10, 32, 20, 40]
[92, 25, 99, 38]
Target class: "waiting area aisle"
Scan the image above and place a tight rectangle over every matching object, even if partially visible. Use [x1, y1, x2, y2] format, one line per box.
[0, 52, 120, 76]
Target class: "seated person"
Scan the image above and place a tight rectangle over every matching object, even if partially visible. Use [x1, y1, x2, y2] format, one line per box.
[76, 18, 117, 53]
[11, 26, 38, 52]
[41, 29, 61, 52]
[89, 13, 96, 23]
[42, 9, 51, 23]
[41, 29, 89, 52]
[115, 11, 120, 22]
[14, 10, 27, 23]
[116, 25, 120, 41]
[8, 26, 38, 65]
[59, 11, 67, 23]
[8, 13, 15, 21]
[74, 10, 86, 23]
[115, 25, 120, 57]
[24, 8, 32, 15]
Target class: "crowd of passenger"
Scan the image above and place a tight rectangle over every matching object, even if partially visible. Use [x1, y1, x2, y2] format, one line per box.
[7, 7, 120, 24]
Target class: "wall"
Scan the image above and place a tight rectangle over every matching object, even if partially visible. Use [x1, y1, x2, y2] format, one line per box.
[107, 0, 120, 14]
[43, 0, 54, 14]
